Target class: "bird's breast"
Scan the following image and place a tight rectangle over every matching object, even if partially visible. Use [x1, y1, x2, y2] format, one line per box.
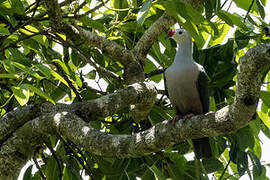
[165, 63, 203, 115]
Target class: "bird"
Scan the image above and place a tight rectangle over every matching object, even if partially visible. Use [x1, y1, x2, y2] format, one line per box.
[164, 28, 212, 159]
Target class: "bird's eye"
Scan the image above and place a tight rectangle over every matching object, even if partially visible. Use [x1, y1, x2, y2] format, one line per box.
[178, 31, 182, 35]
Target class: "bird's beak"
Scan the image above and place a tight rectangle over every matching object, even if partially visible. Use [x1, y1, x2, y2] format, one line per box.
[166, 29, 175, 39]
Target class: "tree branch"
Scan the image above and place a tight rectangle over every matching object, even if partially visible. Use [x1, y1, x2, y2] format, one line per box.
[0, 41, 269, 180]
[45, 0, 135, 67]
[0, 104, 40, 145]
[133, 0, 206, 63]
[133, 13, 176, 62]
[41, 82, 157, 122]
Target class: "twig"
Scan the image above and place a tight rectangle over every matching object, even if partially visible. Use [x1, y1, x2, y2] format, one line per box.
[101, 0, 131, 11]
[65, 0, 110, 19]
[59, 136, 95, 180]
[74, 1, 87, 14]
[145, 69, 164, 78]
[219, 158, 231, 180]
[33, 156, 46, 180]
[1, 30, 47, 51]
[45, 141, 63, 180]
[31, 0, 41, 17]
[226, 0, 233, 12]
[220, 0, 229, 10]
[25, 1, 37, 13]
[69, 141, 95, 180]
[49, 32, 123, 84]
[244, 0, 255, 22]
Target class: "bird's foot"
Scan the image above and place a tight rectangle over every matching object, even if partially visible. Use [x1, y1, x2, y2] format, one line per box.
[170, 113, 194, 124]
[170, 115, 182, 124]
[183, 113, 194, 120]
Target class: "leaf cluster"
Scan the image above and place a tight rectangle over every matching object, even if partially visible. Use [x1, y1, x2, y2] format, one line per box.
[0, 0, 270, 179]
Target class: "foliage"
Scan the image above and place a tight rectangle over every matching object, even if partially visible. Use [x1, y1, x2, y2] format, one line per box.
[0, 0, 270, 179]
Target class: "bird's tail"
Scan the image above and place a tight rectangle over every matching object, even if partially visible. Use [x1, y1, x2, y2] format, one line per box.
[192, 137, 212, 159]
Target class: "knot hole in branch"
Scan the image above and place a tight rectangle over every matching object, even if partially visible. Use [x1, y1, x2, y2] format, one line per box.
[242, 95, 257, 106]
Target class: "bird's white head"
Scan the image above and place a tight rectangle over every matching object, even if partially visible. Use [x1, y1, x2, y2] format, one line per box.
[167, 28, 192, 45]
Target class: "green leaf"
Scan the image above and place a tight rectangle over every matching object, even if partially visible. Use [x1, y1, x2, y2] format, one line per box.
[0, 73, 19, 79]
[63, 166, 80, 180]
[137, 0, 152, 26]
[50, 70, 69, 87]
[0, 27, 10, 35]
[202, 158, 223, 173]
[111, 0, 129, 20]
[249, 118, 260, 137]
[23, 165, 33, 180]
[34, 64, 51, 78]
[11, 86, 30, 106]
[230, 146, 249, 176]
[149, 105, 172, 125]
[149, 42, 166, 67]
[255, 0, 265, 19]
[52, 59, 71, 76]
[150, 73, 162, 83]
[236, 126, 254, 150]
[32, 35, 49, 48]
[162, 0, 187, 24]
[235, 30, 250, 49]
[74, 74, 82, 88]
[217, 11, 249, 30]
[22, 38, 41, 51]
[21, 84, 55, 104]
[10, 0, 24, 14]
[248, 151, 262, 176]
[24, 25, 39, 33]
[233, 0, 258, 12]
[144, 58, 157, 73]
[182, 3, 205, 24]
[258, 103, 270, 128]
[87, 70, 97, 79]
[237, 152, 249, 176]
[12, 62, 43, 80]
[253, 165, 266, 180]
[216, 11, 233, 26]
[251, 137, 261, 158]
[0, 5, 17, 27]
[260, 91, 270, 108]
[50, 83, 68, 102]
[79, 16, 108, 32]
[45, 157, 60, 180]
[148, 164, 166, 180]
[205, 0, 214, 20]
[1, 59, 15, 73]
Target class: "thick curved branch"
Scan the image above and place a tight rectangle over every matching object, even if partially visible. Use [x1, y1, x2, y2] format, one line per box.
[0, 43, 269, 178]
[0, 82, 156, 152]
[133, 0, 206, 63]
[55, 82, 157, 122]
[37, 44, 270, 159]
[133, 13, 176, 61]
[0, 104, 40, 145]
[232, 43, 270, 126]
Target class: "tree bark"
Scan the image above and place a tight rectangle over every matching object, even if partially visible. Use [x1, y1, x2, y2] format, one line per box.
[0, 0, 269, 178]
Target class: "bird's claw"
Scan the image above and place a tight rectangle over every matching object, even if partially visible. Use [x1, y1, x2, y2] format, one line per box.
[170, 113, 194, 124]
[183, 113, 194, 120]
[170, 115, 182, 124]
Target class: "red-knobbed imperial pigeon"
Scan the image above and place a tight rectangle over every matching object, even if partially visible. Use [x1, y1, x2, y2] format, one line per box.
[165, 28, 212, 159]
